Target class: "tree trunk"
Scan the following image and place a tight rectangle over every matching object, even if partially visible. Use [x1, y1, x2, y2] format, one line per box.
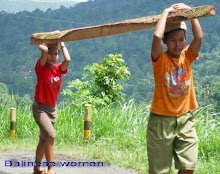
[31, 5, 215, 45]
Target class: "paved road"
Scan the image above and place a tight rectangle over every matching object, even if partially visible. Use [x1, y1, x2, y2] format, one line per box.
[0, 151, 139, 174]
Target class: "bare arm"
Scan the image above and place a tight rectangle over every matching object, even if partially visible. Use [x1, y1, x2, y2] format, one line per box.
[151, 6, 175, 62]
[172, 3, 203, 56]
[60, 42, 71, 72]
[39, 30, 61, 67]
[39, 44, 48, 67]
[189, 19, 203, 56]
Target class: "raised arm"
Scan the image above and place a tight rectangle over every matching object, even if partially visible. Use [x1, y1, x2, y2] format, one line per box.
[60, 42, 71, 72]
[189, 19, 203, 56]
[39, 30, 61, 67]
[151, 6, 176, 62]
[172, 3, 203, 56]
[39, 44, 48, 67]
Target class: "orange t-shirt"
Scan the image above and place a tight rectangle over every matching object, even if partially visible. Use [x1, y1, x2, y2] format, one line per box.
[150, 46, 199, 117]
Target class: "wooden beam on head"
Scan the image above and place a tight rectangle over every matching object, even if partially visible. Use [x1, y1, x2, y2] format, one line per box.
[31, 5, 215, 45]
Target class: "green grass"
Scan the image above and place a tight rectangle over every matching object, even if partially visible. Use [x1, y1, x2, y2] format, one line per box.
[0, 97, 219, 173]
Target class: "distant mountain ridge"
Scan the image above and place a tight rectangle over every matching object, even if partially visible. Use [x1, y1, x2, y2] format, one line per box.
[0, 0, 88, 13]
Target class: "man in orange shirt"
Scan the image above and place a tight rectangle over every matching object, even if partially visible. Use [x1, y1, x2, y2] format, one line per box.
[147, 3, 203, 174]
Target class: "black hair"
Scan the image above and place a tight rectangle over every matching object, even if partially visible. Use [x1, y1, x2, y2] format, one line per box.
[163, 28, 186, 42]
[48, 48, 60, 55]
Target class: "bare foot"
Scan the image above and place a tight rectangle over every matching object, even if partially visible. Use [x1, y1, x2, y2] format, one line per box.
[33, 167, 48, 174]
[48, 168, 56, 174]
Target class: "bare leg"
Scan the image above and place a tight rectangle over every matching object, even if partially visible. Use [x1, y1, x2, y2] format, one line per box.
[178, 170, 194, 174]
[34, 138, 46, 172]
[45, 135, 56, 174]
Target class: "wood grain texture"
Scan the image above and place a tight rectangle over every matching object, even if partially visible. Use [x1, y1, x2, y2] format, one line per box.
[31, 5, 215, 45]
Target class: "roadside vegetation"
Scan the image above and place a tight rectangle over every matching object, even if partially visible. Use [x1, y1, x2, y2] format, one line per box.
[0, 54, 219, 173]
[0, 96, 219, 173]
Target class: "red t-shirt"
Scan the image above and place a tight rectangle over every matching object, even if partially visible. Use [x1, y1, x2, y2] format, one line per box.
[34, 58, 67, 106]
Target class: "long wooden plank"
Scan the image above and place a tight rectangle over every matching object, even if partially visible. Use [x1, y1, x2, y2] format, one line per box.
[31, 5, 215, 45]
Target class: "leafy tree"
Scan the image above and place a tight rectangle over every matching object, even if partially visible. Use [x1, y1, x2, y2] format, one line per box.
[84, 54, 130, 103]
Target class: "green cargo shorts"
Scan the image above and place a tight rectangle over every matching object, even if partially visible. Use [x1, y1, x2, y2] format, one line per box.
[147, 112, 198, 174]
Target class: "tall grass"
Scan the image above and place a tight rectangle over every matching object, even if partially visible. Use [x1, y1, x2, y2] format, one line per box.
[0, 97, 219, 173]
[55, 100, 149, 171]
[192, 105, 220, 173]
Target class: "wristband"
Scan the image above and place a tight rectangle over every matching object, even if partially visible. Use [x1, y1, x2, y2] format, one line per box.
[61, 45, 66, 49]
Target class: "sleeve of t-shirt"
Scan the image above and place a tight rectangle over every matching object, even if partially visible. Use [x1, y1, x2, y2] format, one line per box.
[35, 58, 46, 73]
[151, 52, 165, 68]
[185, 45, 199, 63]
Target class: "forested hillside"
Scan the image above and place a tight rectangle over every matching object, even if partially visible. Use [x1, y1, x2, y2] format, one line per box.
[0, 0, 219, 107]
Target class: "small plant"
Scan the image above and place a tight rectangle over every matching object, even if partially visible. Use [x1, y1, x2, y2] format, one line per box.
[62, 54, 130, 107]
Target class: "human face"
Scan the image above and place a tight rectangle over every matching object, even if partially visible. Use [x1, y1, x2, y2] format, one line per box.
[164, 29, 186, 58]
[47, 48, 59, 68]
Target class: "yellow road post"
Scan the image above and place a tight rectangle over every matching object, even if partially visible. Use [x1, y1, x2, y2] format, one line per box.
[84, 104, 92, 141]
[10, 108, 16, 139]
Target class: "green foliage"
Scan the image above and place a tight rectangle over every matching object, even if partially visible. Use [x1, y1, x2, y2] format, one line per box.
[62, 79, 106, 108]
[0, 0, 219, 106]
[0, 82, 9, 104]
[0, 83, 32, 111]
[193, 51, 220, 109]
[62, 54, 130, 107]
[193, 105, 220, 161]
[83, 54, 131, 103]
[0, 97, 219, 173]
[0, 83, 33, 139]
